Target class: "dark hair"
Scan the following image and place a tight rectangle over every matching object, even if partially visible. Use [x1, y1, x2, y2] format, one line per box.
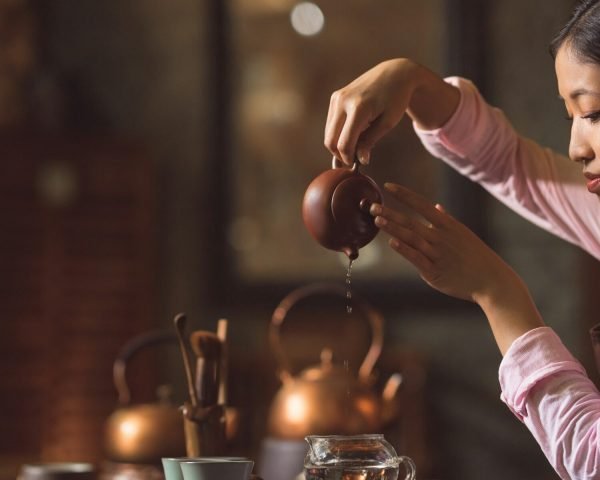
[550, 0, 600, 63]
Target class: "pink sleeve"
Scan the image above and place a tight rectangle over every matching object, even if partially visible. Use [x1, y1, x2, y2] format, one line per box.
[414, 77, 600, 260]
[500, 327, 600, 479]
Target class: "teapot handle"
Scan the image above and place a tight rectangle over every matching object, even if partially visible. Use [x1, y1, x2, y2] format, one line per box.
[269, 282, 383, 382]
[113, 330, 178, 405]
[331, 156, 360, 172]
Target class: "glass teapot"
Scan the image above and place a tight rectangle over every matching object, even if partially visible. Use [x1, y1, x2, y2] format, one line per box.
[304, 434, 416, 480]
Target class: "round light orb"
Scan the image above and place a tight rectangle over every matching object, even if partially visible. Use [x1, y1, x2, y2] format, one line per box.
[290, 2, 324, 36]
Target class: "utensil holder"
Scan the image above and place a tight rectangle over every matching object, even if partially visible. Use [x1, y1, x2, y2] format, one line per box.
[181, 403, 227, 456]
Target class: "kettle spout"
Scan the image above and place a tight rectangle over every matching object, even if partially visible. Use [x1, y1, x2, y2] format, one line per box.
[383, 373, 403, 400]
[381, 373, 403, 424]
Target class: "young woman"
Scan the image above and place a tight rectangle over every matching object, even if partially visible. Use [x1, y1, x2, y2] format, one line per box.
[323, 1, 600, 478]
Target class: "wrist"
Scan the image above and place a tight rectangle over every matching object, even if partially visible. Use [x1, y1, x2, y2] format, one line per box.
[471, 264, 521, 309]
[472, 267, 545, 355]
[407, 63, 460, 130]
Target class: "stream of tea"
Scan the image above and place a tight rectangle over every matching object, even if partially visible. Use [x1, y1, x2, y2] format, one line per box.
[344, 259, 353, 420]
[305, 259, 401, 480]
[346, 258, 354, 314]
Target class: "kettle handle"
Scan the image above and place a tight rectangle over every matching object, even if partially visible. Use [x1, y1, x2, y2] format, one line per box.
[113, 330, 178, 405]
[269, 282, 383, 382]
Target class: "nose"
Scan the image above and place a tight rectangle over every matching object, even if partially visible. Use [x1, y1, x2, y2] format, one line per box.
[569, 121, 595, 165]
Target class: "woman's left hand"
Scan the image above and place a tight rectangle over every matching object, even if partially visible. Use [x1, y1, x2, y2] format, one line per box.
[372, 183, 545, 354]
[370, 183, 516, 303]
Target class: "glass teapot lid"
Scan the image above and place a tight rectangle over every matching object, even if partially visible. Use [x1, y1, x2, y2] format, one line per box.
[304, 434, 399, 468]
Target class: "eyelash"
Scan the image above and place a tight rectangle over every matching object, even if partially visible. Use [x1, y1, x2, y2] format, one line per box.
[564, 112, 600, 123]
[583, 111, 600, 123]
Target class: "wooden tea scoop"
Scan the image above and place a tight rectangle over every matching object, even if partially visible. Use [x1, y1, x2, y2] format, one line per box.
[174, 313, 198, 407]
[190, 331, 222, 406]
[216, 318, 241, 441]
[216, 318, 228, 405]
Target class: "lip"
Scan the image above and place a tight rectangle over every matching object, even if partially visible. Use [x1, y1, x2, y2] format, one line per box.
[584, 172, 600, 193]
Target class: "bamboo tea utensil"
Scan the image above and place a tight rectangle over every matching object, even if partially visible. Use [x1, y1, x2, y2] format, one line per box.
[189, 331, 222, 406]
[216, 319, 240, 442]
[175, 313, 206, 456]
[182, 329, 226, 456]
[174, 313, 198, 406]
[216, 318, 228, 405]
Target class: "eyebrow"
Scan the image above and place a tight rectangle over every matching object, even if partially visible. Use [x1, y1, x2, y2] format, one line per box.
[566, 88, 600, 100]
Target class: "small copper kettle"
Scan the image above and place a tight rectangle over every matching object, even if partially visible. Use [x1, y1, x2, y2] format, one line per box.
[302, 157, 383, 260]
[104, 331, 186, 464]
[266, 283, 402, 439]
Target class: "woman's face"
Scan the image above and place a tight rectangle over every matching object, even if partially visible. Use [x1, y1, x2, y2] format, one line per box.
[556, 44, 600, 194]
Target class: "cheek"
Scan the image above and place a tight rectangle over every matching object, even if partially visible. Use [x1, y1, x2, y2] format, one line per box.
[586, 123, 600, 149]
[569, 121, 600, 154]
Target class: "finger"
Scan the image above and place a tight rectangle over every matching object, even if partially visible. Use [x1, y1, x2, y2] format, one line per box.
[387, 237, 435, 275]
[374, 215, 438, 262]
[433, 202, 459, 224]
[384, 183, 446, 227]
[325, 91, 336, 126]
[356, 147, 371, 166]
[337, 107, 371, 166]
[324, 94, 347, 161]
[370, 202, 436, 242]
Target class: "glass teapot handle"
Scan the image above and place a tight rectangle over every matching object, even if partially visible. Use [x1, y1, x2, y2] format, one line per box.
[269, 282, 383, 382]
[398, 456, 417, 480]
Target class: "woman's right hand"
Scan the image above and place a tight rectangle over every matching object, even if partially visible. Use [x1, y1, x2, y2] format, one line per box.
[324, 58, 460, 166]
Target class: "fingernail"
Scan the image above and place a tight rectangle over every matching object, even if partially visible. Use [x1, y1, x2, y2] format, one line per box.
[357, 149, 370, 165]
[370, 203, 382, 215]
[374, 216, 387, 227]
[390, 239, 400, 249]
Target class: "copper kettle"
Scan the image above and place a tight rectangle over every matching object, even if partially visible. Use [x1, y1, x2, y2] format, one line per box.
[302, 158, 383, 260]
[266, 283, 402, 439]
[104, 331, 186, 464]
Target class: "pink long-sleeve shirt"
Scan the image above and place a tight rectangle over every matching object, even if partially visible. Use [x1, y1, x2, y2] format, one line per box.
[415, 77, 600, 479]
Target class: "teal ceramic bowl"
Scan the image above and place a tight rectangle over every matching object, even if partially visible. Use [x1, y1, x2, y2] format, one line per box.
[179, 459, 254, 480]
[162, 457, 250, 480]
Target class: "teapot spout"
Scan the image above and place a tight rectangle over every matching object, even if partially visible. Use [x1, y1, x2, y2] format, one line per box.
[342, 246, 359, 260]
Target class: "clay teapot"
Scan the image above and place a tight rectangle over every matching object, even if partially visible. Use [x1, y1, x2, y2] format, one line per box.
[266, 283, 402, 439]
[302, 157, 383, 260]
[104, 331, 186, 464]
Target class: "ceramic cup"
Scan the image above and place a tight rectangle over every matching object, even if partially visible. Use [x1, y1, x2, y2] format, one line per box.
[179, 459, 254, 480]
[18, 463, 96, 480]
[162, 457, 251, 480]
